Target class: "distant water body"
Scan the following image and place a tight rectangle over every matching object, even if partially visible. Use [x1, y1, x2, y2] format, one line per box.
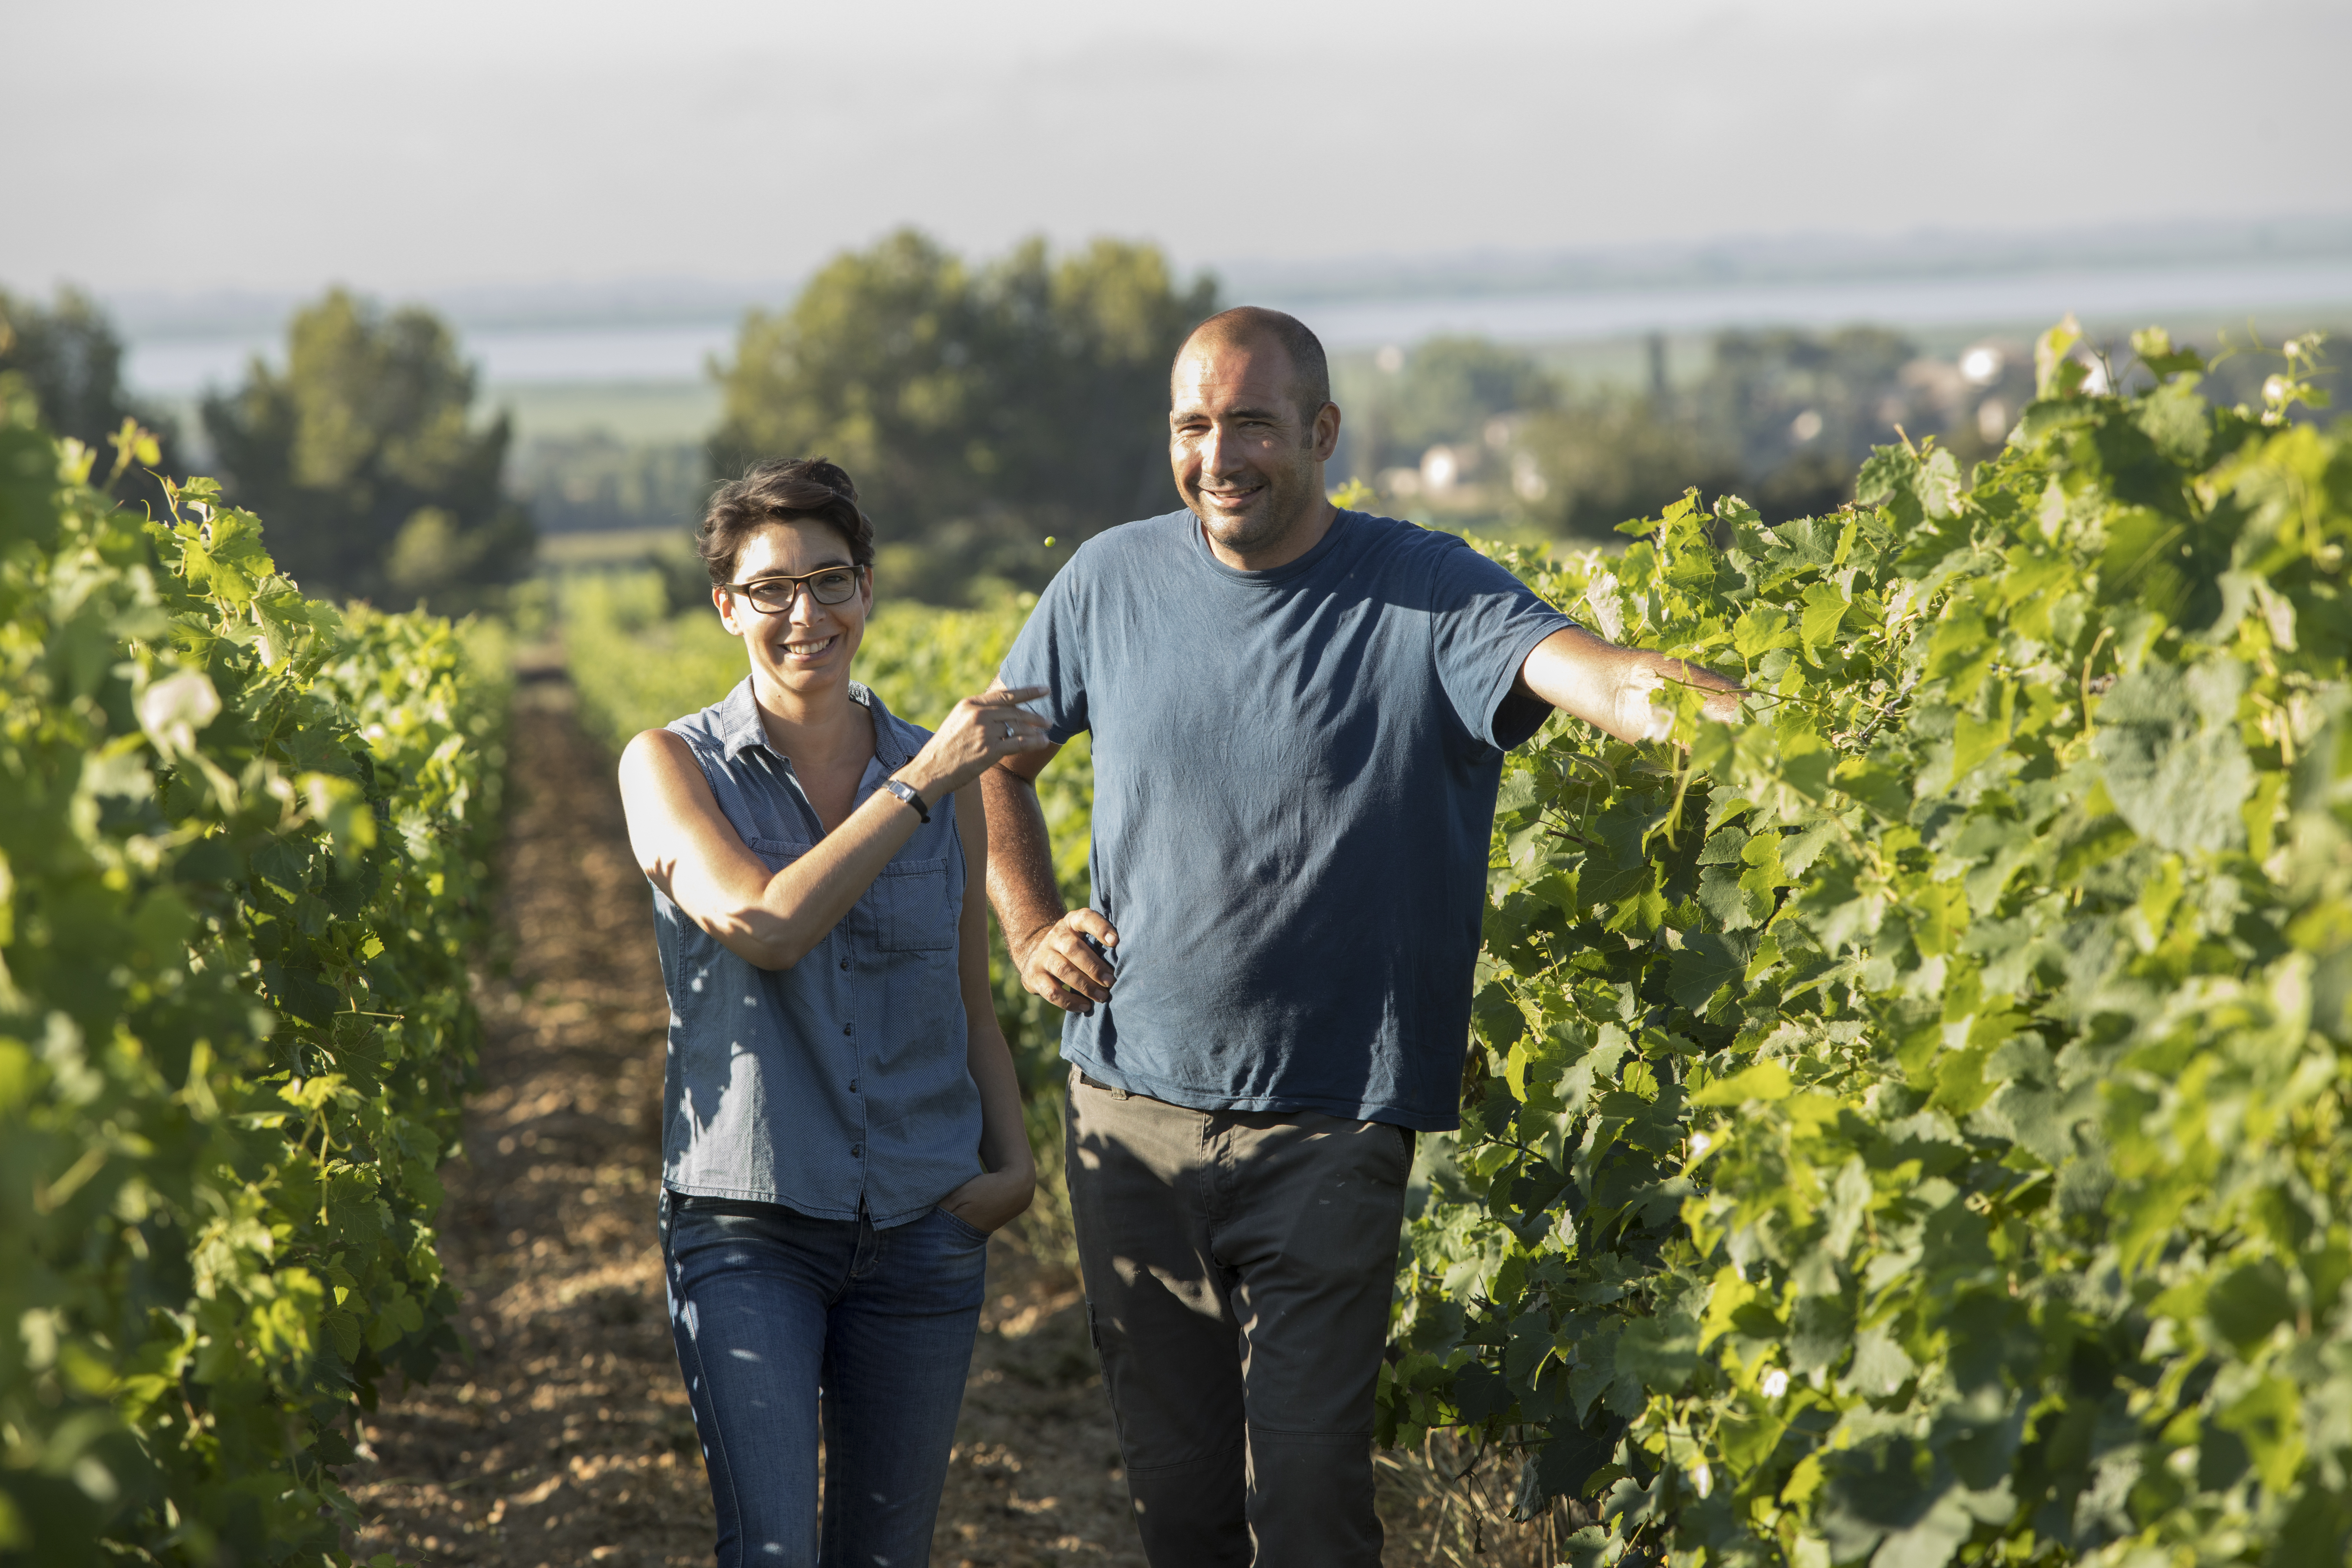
[126, 258, 2352, 396]
[130, 321, 740, 398]
[1293, 258, 2352, 349]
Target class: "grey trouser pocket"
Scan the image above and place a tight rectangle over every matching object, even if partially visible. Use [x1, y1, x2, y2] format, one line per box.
[1063, 1079, 1404, 1567]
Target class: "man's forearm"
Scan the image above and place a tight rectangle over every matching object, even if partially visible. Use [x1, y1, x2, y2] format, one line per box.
[979, 764, 1065, 963]
[1520, 625, 1745, 743]
[1596, 647, 1746, 742]
[1641, 650, 1746, 725]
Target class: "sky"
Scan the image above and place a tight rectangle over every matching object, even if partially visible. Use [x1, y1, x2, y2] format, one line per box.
[4, 0, 2347, 304]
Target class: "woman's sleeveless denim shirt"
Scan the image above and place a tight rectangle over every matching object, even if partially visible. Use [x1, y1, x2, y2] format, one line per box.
[653, 678, 981, 1227]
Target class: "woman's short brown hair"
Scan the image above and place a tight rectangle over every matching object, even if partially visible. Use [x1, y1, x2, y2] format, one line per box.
[695, 457, 876, 584]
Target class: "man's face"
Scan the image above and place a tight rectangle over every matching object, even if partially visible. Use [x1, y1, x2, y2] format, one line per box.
[1169, 337, 1340, 560]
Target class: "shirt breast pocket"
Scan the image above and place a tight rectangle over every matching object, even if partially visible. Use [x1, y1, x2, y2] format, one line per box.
[744, 836, 810, 873]
[878, 858, 957, 953]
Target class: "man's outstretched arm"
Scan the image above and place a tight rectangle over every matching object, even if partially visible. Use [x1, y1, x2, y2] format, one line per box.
[1516, 624, 1745, 744]
[979, 747, 1119, 1016]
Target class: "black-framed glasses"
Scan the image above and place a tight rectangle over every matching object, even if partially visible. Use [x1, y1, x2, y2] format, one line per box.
[722, 565, 864, 614]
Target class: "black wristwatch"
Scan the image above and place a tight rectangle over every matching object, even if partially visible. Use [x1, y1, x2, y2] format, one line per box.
[881, 777, 930, 824]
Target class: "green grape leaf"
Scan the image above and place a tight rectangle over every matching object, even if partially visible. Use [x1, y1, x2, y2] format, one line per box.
[1799, 581, 1850, 654]
[1668, 931, 1756, 1014]
[1691, 1060, 1792, 1107]
[2092, 659, 2253, 853]
[1615, 1305, 1699, 1394]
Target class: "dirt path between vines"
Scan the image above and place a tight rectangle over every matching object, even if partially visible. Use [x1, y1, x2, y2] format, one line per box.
[345, 678, 1142, 1568]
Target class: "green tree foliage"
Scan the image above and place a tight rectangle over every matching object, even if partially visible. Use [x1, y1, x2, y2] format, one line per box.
[0, 286, 184, 512]
[202, 289, 534, 608]
[0, 382, 506, 1563]
[712, 230, 1217, 603]
[1386, 326, 2352, 1564]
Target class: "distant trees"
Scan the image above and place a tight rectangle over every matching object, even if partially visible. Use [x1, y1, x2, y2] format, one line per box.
[0, 287, 183, 509]
[1365, 336, 1558, 470]
[203, 289, 533, 607]
[513, 432, 710, 534]
[714, 230, 1218, 602]
[1513, 390, 1740, 537]
[1361, 325, 2002, 537]
[1692, 326, 1921, 518]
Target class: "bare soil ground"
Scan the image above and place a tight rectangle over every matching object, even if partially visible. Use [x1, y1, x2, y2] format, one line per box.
[344, 683, 1142, 1568]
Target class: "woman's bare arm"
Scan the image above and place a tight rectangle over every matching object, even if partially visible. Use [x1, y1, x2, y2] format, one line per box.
[616, 690, 1049, 972]
[618, 730, 928, 970]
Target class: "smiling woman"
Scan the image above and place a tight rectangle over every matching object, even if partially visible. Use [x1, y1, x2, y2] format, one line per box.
[611, 456, 1054, 1566]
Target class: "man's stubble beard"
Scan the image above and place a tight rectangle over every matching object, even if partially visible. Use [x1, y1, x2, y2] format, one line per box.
[1196, 502, 1293, 557]
[1191, 457, 1316, 559]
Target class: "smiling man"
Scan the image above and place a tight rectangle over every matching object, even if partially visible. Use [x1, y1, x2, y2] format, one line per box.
[982, 307, 1740, 1565]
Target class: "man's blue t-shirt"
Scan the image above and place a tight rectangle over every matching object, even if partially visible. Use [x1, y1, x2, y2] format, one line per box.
[997, 508, 1574, 1132]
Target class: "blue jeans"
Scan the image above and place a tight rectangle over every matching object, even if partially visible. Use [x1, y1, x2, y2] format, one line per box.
[660, 1189, 988, 1567]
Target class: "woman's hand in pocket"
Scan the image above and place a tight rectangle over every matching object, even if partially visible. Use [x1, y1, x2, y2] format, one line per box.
[939, 1166, 1036, 1236]
[897, 686, 1054, 805]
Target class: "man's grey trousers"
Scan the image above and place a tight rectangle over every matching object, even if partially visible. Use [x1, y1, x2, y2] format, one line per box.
[1064, 1068, 1414, 1566]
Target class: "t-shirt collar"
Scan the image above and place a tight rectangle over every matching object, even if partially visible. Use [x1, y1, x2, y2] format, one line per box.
[1188, 506, 1355, 587]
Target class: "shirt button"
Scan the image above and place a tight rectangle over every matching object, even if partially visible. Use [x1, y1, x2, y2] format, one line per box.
[850, 1144, 863, 1158]
[848, 1078, 859, 1093]
[842, 1023, 854, 1036]
[839, 957, 851, 971]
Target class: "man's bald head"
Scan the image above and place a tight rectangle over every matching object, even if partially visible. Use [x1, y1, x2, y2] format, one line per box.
[1174, 306, 1331, 424]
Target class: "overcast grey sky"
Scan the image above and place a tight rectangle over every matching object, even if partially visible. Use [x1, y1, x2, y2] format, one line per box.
[5, 0, 2345, 300]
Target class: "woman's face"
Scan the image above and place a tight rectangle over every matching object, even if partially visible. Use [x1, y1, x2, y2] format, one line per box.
[715, 520, 872, 700]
